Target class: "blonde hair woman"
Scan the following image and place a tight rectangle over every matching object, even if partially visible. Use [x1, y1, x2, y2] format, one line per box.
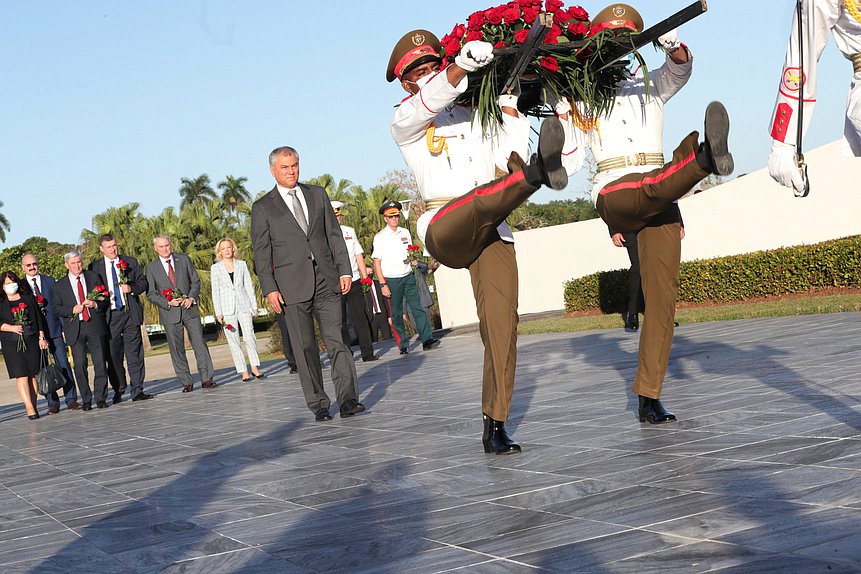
[211, 238, 264, 381]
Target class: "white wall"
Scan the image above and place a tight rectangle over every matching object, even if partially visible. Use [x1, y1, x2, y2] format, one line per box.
[435, 140, 861, 328]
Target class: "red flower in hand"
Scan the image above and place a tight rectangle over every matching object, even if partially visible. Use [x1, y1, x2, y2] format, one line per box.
[161, 288, 174, 302]
[225, 323, 235, 332]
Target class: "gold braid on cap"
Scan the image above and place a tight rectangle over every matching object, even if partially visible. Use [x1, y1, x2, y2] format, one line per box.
[426, 123, 451, 166]
[845, 0, 861, 25]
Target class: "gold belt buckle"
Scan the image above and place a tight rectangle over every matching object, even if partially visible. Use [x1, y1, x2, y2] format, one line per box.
[628, 153, 646, 167]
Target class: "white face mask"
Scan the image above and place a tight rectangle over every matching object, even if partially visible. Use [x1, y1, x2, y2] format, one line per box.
[3, 283, 19, 295]
[407, 74, 433, 91]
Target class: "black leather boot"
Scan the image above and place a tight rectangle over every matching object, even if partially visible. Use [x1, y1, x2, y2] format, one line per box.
[638, 396, 676, 424]
[482, 414, 522, 454]
[524, 118, 567, 190]
[696, 101, 734, 176]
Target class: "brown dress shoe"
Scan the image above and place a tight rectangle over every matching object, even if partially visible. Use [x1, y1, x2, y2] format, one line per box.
[67, 402, 81, 410]
[201, 380, 217, 389]
[182, 385, 194, 393]
[47, 405, 60, 414]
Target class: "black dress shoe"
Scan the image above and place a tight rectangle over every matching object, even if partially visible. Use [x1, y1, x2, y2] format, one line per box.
[422, 338, 441, 351]
[638, 395, 676, 424]
[132, 392, 153, 401]
[698, 101, 734, 176]
[315, 408, 333, 422]
[96, 401, 108, 409]
[525, 117, 567, 189]
[624, 313, 639, 332]
[48, 405, 60, 414]
[482, 414, 522, 455]
[81, 403, 92, 411]
[182, 385, 194, 393]
[27, 413, 40, 420]
[339, 400, 366, 418]
[399, 347, 409, 355]
[112, 393, 123, 404]
[67, 402, 81, 410]
[201, 380, 217, 389]
[288, 365, 298, 374]
[362, 355, 379, 362]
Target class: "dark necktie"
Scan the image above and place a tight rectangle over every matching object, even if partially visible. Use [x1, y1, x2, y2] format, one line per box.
[77, 276, 90, 322]
[167, 259, 177, 287]
[287, 188, 309, 234]
[111, 261, 124, 310]
[32, 278, 41, 297]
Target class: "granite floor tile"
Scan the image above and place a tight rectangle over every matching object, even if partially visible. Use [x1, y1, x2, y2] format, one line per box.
[715, 507, 861, 552]
[157, 548, 312, 574]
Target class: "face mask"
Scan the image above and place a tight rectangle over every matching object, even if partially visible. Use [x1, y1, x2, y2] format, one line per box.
[3, 283, 19, 295]
[407, 74, 433, 91]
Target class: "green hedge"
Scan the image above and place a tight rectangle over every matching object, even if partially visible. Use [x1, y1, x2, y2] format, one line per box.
[564, 235, 861, 313]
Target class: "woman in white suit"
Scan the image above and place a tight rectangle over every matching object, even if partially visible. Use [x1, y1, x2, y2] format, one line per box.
[211, 238, 264, 381]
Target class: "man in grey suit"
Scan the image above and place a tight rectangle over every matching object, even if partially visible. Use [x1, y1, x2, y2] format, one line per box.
[145, 234, 216, 393]
[251, 145, 364, 422]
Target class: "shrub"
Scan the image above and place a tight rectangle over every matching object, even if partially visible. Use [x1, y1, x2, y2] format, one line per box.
[564, 235, 861, 313]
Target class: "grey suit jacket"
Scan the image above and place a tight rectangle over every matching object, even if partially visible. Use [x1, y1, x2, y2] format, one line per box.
[250, 184, 351, 305]
[210, 259, 255, 317]
[145, 252, 202, 325]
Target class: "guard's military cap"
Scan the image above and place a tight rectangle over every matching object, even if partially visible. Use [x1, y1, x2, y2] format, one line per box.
[386, 29, 442, 82]
[330, 200, 344, 215]
[379, 200, 403, 216]
[589, 3, 644, 36]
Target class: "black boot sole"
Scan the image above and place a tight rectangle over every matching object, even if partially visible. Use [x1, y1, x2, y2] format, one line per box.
[704, 101, 734, 176]
[538, 117, 567, 190]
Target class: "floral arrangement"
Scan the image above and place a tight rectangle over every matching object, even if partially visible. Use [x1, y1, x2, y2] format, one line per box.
[86, 285, 110, 302]
[439, 0, 638, 129]
[161, 288, 187, 302]
[359, 277, 374, 294]
[11, 303, 29, 351]
[404, 244, 423, 265]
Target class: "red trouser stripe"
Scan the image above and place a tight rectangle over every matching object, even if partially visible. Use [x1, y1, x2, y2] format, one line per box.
[599, 151, 697, 195]
[429, 170, 526, 225]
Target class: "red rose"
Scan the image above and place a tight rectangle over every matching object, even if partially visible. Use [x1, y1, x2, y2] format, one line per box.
[522, 6, 540, 23]
[467, 11, 486, 31]
[540, 56, 559, 73]
[360, 277, 373, 286]
[494, 40, 508, 49]
[451, 23, 466, 39]
[116, 259, 128, 269]
[566, 20, 589, 37]
[568, 6, 589, 20]
[36, 295, 45, 305]
[16, 303, 26, 311]
[465, 30, 484, 43]
[442, 36, 462, 58]
[502, 4, 521, 24]
[545, 0, 564, 13]
[553, 10, 569, 27]
[543, 25, 562, 44]
[485, 7, 503, 25]
[161, 288, 173, 301]
[514, 28, 530, 43]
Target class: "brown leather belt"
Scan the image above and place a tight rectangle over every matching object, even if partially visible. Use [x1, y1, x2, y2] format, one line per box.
[853, 53, 861, 74]
[596, 152, 665, 173]
[425, 197, 456, 210]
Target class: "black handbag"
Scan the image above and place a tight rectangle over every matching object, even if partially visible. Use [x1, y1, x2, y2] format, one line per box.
[37, 351, 66, 396]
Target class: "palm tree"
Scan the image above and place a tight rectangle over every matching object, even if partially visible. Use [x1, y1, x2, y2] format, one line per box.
[217, 175, 251, 212]
[0, 200, 10, 243]
[305, 173, 355, 203]
[178, 174, 217, 210]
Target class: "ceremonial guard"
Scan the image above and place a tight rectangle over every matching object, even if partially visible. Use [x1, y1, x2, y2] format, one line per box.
[387, 29, 580, 454]
[768, 0, 861, 195]
[371, 200, 439, 355]
[575, 4, 733, 423]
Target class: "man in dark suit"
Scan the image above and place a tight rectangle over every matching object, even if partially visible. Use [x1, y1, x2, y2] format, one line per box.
[20, 253, 79, 413]
[89, 234, 152, 403]
[364, 269, 392, 343]
[274, 313, 298, 374]
[251, 145, 364, 422]
[52, 250, 110, 410]
[145, 234, 215, 393]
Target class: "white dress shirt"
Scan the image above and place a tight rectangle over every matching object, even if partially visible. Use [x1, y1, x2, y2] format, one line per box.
[104, 257, 120, 310]
[340, 225, 364, 281]
[372, 226, 413, 279]
[276, 184, 309, 223]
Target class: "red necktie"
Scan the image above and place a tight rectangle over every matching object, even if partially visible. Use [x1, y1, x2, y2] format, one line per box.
[77, 276, 90, 322]
[167, 259, 177, 287]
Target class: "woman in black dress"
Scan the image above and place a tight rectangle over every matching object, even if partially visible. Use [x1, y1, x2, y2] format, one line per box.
[1, 271, 49, 419]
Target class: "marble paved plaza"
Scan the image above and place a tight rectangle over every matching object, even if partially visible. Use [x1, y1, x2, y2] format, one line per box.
[1, 312, 860, 573]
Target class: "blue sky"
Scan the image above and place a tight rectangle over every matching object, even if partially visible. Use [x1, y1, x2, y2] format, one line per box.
[1, 0, 850, 247]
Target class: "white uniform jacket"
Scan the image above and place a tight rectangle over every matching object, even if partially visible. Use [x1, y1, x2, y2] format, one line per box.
[339, 224, 364, 281]
[770, 0, 861, 156]
[586, 51, 693, 204]
[211, 259, 256, 318]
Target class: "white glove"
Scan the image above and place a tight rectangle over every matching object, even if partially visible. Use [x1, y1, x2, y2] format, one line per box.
[455, 41, 494, 72]
[768, 140, 806, 192]
[657, 29, 682, 53]
[554, 97, 571, 116]
[498, 94, 518, 109]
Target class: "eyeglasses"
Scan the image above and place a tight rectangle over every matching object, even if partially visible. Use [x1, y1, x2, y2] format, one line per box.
[384, 215, 399, 220]
[23, 263, 38, 268]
